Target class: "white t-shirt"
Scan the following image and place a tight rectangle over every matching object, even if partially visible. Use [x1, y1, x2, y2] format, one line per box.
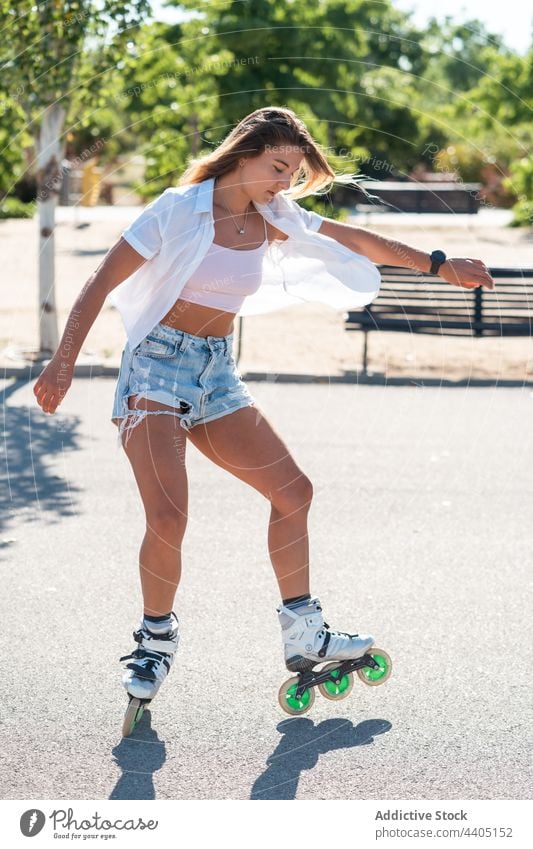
[107, 176, 381, 350]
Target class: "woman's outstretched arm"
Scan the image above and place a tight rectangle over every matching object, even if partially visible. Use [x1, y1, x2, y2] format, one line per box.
[33, 237, 146, 416]
[317, 218, 495, 291]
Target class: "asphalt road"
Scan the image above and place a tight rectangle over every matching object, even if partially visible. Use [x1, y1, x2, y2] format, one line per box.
[1, 376, 531, 800]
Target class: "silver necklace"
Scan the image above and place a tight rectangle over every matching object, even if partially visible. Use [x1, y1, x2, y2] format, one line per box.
[220, 199, 251, 234]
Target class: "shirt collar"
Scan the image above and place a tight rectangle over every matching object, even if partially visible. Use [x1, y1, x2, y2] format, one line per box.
[192, 176, 288, 224]
[193, 177, 216, 215]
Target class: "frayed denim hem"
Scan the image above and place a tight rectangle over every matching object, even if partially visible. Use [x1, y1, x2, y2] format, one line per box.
[114, 401, 194, 450]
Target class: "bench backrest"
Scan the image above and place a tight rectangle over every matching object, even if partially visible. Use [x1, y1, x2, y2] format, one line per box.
[345, 266, 533, 337]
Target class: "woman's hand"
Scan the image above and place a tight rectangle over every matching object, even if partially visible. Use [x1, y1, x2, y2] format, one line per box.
[33, 357, 73, 415]
[439, 258, 495, 291]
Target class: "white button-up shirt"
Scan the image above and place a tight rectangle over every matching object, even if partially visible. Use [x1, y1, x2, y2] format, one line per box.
[107, 176, 381, 349]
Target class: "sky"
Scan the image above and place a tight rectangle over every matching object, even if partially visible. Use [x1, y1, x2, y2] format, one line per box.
[149, 1, 532, 55]
[394, 0, 531, 54]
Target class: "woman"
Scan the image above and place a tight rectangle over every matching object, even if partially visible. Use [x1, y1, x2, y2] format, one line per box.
[33, 107, 494, 716]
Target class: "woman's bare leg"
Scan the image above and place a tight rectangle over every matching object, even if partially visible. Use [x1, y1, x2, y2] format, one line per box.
[114, 395, 189, 616]
[185, 403, 313, 599]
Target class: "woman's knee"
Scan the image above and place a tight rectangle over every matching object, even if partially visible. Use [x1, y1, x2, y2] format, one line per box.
[146, 509, 188, 543]
[269, 474, 314, 514]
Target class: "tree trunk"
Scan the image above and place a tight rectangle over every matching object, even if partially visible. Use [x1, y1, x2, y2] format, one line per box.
[36, 103, 66, 354]
[189, 113, 199, 155]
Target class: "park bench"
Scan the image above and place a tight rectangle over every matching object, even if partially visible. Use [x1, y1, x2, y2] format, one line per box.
[352, 180, 482, 214]
[344, 265, 533, 376]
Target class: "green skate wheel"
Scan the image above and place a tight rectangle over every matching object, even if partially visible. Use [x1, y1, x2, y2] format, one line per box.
[122, 697, 145, 736]
[356, 648, 392, 686]
[317, 662, 354, 700]
[278, 676, 315, 716]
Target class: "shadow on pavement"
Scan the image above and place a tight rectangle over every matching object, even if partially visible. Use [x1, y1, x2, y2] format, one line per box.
[0, 379, 82, 542]
[250, 717, 392, 800]
[110, 709, 166, 800]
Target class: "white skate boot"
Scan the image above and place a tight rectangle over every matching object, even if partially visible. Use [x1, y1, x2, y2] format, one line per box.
[276, 596, 374, 672]
[276, 596, 393, 716]
[119, 612, 180, 735]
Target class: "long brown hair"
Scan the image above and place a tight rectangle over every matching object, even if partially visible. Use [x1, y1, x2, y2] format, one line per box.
[178, 106, 361, 201]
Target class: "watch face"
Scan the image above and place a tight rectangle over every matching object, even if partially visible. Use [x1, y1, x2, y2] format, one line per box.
[431, 250, 446, 262]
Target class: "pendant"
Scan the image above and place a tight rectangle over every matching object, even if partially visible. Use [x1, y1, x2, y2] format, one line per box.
[239, 229, 244, 234]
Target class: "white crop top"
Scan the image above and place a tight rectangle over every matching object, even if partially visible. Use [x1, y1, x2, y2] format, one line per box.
[178, 215, 269, 313]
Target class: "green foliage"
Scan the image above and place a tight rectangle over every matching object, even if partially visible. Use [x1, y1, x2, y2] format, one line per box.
[106, 2, 533, 225]
[0, 97, 34, 197]
[1, 0, 531, 225]
[457, 46, 533, 128]
[0, 196, 35, 218]
[504, 156, 533, 226]
[173, 0, 427, 167]
[420, 16, 507, 94]
[0, 0, 152, 200]
[0, 1, 152, 111]
[126, 0, 435, 211]
[110, 18, 223, 197]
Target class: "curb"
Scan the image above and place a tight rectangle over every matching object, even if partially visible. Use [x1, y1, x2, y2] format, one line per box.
[242, 372, 533, 387]
[3, 364, 532, 388]
[1, 363, 119, 378]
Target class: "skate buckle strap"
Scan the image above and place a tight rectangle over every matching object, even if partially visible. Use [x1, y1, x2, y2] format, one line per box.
[318, 627, 331, 658]
[119, 646, 148, 663]
[120, 644, 172, 661]
[318, 622, 360, 658]
[119, 646, 171, 678]
[132, 626, 178, 654]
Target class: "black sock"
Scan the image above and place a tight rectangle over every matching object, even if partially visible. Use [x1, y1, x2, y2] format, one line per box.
[282, 593, 311, 607]
[143, 612, 172, 622]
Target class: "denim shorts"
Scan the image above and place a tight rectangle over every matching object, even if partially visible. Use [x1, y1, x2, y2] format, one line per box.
[111, 321, 256, 449]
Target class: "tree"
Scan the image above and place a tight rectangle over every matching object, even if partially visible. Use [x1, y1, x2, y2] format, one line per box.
[0, 0, 151, 356]
[111, 18, 225, 197]
[420, 16, 507, 95]
[151, 0, 430, 206]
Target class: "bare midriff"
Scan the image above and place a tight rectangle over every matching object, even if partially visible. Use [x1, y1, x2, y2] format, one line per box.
[160, 299, 236, 338]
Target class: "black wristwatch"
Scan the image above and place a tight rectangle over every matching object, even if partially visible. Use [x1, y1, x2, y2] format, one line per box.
[429, 249, 447, 275]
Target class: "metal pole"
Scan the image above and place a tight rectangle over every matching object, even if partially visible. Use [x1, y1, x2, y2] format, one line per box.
[236, 315, 243, 364]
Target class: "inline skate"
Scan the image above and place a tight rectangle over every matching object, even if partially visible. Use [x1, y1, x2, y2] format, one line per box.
[276, 596, 392, 715]
[119, 612, 180, 736]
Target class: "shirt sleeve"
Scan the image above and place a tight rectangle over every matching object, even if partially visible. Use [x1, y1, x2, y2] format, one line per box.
[120, 189, 172, 260]
[292, 200, 325, 232]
